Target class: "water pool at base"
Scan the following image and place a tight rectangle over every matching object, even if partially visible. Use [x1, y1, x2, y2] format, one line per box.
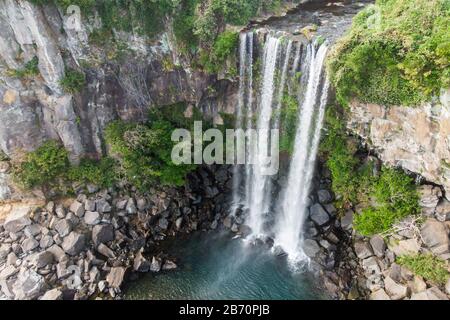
[124, 232, 326, 300]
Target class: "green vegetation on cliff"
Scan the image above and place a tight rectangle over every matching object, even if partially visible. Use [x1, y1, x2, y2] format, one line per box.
[321, 105, 419, 236]
[328, 0, 450, 107]
[105, 104, 199, 190]
[13, 141, 117, 190]
[14, 141, 70, 189]
[397, 253, 449, 286]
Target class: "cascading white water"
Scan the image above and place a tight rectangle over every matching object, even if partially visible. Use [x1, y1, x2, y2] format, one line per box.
[262, 39, 293, 214]
[274, 43, 329, 261]
[230, 33, 250, 216]
[232, 31, 330, 261]
[246, 36, 280, 237]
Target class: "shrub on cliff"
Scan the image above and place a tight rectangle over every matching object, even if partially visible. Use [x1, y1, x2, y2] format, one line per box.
[14, 141, 70, 189]
[105, 106, 197, 190]
[60, 68, 86, 94]
[200, 31, 239, 73]
[328, 0, 450, 107]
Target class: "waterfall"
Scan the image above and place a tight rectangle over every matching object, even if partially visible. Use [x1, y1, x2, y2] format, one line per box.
[231, 30, 330, 262]
[230, 33, 250, 216]
[246, 36, 280, 237]
[274, 42, 329, 262]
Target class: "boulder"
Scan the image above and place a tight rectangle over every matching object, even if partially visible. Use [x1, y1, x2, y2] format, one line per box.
[0, 244, 11, 262]
[384, 276, 408, 300]
[175, 217, 183, 230]
[418, 185, 442, 215]
[47, 244, 67, 262]
[92, 224, 114, 245]
[420, 219, 449, 254]
[55, 205, 66, 219]
[369, 289, 391, 300]
[309, 204, 330, 226]
[150, 256, 162, 272]
[133, 251, 150, 272]
[426, 287, 449, 300]
[61, 232, 86, 256]
[106, 267, 126, 289]
[0, 265, 18, 280]
[409, 276, 427, 294]
[97, 243, 115, 259]
[303, 239, 321, 258]
[84, 199, 96, 212]
[29, 251, 53, 268]
[390, 238, 420, 256]
[24, 224, 41, 238]
[84, 211, 101, 225]
[4, 206, 31, 233]
[54, 219, 72, 237]
[410, 291, 430, 300]
[435, 199, 450, 222]
[340, 210, 353, 231]
[39, 235, 54, 249]
[162, 260, 177, 270]
[22, 237, 39, 253]
[125, 198, 137, 214]
[70, 200, 85, 218]
[40, 288, 63, 300]
[158, 218, 169, 230]
[369, 235, 386, 258]
[96, 199, 111, 213]
[12, 269, 45, 300]
[354, 241, 374, 260]
[317, 189, 332, 204]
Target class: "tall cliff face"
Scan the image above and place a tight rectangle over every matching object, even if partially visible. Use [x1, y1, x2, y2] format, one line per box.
[0, 0, 236, 165]
[347, 90, 450, 199]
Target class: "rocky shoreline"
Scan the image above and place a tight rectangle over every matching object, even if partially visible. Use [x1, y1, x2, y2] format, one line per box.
[0, 165, 233, 300]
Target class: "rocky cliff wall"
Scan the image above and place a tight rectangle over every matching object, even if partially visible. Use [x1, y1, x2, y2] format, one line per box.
[0, 0, 237, 166]
[347, 90, 450, 199]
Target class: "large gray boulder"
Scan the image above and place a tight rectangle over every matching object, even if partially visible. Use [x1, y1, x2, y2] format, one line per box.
[4, 206, 31, 233]
[354, 241, 374, 260]
[369, 235, 386, 258]
[303, 239, 321, 258]
[384, 276, 408, 300]
[12, 269, 45, 300]
[54, 219, 72, 237]
[29, 251, 53, 268]
[420, 219, 449, 255]
[309, 204, 330, 226]
[69, 200, 85, 218]
[61, 232, 86, 256]
[84, 211, 100, 225]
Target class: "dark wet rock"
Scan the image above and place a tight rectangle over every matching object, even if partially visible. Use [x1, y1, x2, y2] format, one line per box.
[309, 204, 330, 226]
[92, 224, 114, 245]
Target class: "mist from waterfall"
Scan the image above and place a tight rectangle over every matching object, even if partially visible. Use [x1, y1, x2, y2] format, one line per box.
[232, 30, 329, 263]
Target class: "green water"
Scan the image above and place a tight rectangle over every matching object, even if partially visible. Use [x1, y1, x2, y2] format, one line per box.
[124, 232, 326, 300]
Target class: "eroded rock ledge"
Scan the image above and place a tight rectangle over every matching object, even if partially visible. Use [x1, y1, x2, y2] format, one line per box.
[347, 90, 450, 199]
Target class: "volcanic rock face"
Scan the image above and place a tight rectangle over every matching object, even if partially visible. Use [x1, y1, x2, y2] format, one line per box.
[347, 91, 450, 199]
[0, 1, 236, 172]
